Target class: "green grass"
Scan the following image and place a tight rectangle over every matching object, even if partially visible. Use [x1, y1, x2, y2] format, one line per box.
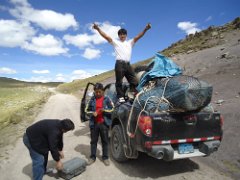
[0, 86, 51, 129]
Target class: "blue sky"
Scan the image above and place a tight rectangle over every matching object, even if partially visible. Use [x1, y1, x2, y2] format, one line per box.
[0, 0, 239, 82]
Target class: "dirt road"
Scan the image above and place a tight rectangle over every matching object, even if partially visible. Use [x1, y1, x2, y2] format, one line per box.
[0, 93, 232, 180]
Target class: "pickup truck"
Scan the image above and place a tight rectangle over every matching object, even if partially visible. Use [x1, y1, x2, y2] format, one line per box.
[80, 78, 223, 162]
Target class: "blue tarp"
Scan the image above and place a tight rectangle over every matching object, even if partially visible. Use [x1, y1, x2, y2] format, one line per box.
[137, 53, 182, 91]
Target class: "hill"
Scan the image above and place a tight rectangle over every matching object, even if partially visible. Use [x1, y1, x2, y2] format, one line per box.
[0, 77, 62, 88]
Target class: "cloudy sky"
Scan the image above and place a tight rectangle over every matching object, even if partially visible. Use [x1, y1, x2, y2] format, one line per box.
[0, 0, 239, 82]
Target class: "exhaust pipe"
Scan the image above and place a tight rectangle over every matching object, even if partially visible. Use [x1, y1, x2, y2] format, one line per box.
[156, 151, 164, 159]
[149, 145, 174, 161]
[199, 140, 220, 155]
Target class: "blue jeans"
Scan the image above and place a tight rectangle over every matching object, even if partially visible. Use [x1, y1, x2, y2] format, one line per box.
[23, 133, 45, 180]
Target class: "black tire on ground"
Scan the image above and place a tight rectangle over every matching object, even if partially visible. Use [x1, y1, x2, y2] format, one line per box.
[110, 125, 128, 162]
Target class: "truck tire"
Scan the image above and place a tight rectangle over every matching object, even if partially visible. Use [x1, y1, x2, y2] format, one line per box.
[110, 125, 128, 162]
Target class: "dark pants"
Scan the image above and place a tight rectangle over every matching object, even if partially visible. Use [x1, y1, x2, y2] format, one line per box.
[115, 60, 138, 98]
[90, 123, 109, 160]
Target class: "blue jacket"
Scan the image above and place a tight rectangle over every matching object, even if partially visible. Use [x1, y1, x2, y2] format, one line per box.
[85, 95, 114, 128]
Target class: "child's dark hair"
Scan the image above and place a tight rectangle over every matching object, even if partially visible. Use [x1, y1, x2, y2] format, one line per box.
[94, 83, 104, 90]
[61, 119, 75, 131]
[118, 28, 127, 35]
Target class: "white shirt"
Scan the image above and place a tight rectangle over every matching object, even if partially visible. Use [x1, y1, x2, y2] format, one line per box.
[111, 39, 134, 62]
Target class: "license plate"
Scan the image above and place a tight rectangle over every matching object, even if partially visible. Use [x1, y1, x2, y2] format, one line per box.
[178, 143, 194, 154]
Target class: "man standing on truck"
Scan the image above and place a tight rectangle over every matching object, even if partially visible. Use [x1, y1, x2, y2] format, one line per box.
[85, 83, 114, 166]
[23, 118, 75, 180]
[93, 23, 151, 103]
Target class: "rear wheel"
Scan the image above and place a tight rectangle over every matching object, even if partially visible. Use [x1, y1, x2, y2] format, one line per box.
[110, 125, 128, 162]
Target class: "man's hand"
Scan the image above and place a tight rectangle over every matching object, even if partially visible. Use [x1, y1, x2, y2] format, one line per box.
[56, 160, 63, 170]
[59, 151, 64, 159]
[145, 23, 151, 31]
[93, 23, 99, 30]
[97, 109, 104, 114]
[93, 112, 98, 117]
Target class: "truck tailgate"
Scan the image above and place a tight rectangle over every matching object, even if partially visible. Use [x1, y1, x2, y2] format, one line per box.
[151, 112, 222, 141]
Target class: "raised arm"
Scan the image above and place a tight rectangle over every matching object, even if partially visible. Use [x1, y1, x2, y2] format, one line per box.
[93, 23, 113, 43]
[133, 23, 151, 44]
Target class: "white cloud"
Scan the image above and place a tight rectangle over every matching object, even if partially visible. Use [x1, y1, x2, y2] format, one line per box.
[23, 34, 68, 56]
[0, 20, 35, 47]
[71, 69, 93, 80]
[63, 33, 92, 49]
[82, 48, 101, 59]
[0, 67, 17, 74]
[177, 21, 201, 35]
[10, 0, 30, 7]
[25, 76, 52, 83]
[63, 21, 120, 48]
[90, 21, 120, 44]
[32, 70, 50, 74]
[55, 73, 66, 82]
[205, 16, 213, 22]
[9, 0, 78, 31]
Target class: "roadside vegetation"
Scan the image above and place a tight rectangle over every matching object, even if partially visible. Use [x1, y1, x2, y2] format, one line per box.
[0, 77, 61, 148]
[0, 86, 50, 128]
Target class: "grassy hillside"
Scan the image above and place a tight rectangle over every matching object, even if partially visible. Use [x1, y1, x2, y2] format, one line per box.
[0, 77, 60, 129]
[56, 17, 240, 97]
[161, 17, 240, 56]
[0, 77, 62, 88]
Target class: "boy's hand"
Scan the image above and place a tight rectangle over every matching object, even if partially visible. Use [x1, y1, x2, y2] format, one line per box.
[93, 23, 99, 30]
[145, 23, 151, 30]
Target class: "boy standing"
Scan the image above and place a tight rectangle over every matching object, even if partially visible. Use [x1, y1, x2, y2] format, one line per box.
[85, 83, 114, 166]
[93, 23, 151, 103]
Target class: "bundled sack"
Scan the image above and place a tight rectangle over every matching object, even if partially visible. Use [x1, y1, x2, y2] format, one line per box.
[132, 75, 212, 113]
[159, 75, 212, 112]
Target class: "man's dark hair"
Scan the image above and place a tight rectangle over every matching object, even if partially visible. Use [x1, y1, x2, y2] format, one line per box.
[94, 83, 104, 90]
[118, 28, 127, 35]
[61, 119, 75, 131]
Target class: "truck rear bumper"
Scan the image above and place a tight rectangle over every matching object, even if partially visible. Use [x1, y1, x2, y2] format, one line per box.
[147, 140, 221, 161]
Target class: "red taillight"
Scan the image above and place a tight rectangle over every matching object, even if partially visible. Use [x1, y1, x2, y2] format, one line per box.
[145, 141, 153, 149]
[138, 115, 152, 137]
[220, 115, 224, 127]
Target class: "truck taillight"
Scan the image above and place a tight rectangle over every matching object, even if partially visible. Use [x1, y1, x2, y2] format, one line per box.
[138, 115, 152, 137]
[220, 115, 224, 127]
